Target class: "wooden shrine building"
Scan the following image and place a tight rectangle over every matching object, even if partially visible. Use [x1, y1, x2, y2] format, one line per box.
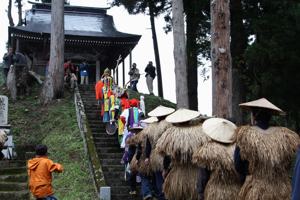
[8, 2, 141, 84]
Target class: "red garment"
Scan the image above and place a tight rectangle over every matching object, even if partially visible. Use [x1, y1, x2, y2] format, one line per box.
[95, 81, 104, 100]
[27, 156, 63, 198]
[64, 62, 76, 75]
[129, 99, 140, 108]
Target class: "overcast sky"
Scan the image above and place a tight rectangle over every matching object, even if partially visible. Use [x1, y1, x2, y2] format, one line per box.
[0, 0, 212, 115]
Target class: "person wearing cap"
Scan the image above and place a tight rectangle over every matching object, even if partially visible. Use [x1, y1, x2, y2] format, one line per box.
[156, 108, 210, 200]
[234, 98, 299, 200]
[142, 105, 174, 200]
[193, 118, 241, 200]
[28, 145, 63, 200]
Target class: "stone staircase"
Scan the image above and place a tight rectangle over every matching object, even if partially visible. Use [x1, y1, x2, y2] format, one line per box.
[0, 160, 29, 200]
[79, 85, 140, 200]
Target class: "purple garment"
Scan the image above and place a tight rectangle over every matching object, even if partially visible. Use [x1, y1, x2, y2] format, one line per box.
[122, 132, 135, 163]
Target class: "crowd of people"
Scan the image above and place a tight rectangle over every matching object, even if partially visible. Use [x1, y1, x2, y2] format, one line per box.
[100, 97, 300, 200]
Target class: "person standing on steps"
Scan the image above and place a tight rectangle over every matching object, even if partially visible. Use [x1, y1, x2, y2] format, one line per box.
[128, 63, 140, 92]
[144, 61, 156, 95]
[79, 60, 89, 85]
[28, 144, 63, 200]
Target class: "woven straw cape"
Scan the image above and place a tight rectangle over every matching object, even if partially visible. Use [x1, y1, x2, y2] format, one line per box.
[148, 105, 175, 117]
[239, 98, 285, 115]
[202, 118, 237, 144]
[166, 108, 201, 123]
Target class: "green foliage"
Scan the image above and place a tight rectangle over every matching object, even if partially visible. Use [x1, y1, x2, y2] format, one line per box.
[241, 0, 300, 130]
[5, 86, 97, 199]
[127, 89, 176, 113]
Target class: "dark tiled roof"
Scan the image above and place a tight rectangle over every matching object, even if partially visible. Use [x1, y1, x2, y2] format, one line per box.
[10, 3, 140, 41]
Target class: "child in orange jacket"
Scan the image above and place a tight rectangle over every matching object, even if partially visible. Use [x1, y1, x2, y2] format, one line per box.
[27, 145, 63, 200]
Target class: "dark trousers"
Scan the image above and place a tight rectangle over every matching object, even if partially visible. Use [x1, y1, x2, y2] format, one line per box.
[141, 174, 153, 198]
[130, 80, 138, 92]
[154, 171, 166, 200]
[129, 171, 137, 191]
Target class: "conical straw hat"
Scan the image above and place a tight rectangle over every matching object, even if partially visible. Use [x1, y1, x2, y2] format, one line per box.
[202, 118, 237, 143]
[148, 106, 175, 117]
[141, 117, 158, 124]
[166, 108, 201, 123]
[239, 98, 284, 115]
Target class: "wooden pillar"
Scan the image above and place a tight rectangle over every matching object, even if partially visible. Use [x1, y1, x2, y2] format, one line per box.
[129, 52, 132, 70]
[16, 39, 20, 52]
[116, 65, 119, 85]
[96, 59, 101, 82]
[122, 60, 125, 87]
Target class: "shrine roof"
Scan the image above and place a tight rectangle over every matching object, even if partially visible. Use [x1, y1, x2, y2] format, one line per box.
[9, 2, 141, 42]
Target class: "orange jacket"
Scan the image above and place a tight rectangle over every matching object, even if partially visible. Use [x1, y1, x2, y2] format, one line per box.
[27, 156, 63, 198]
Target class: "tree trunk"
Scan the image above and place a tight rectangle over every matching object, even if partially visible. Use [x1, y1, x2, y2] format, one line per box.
[185, 0, 199, 110]
[40, 0, 64, 104]
[172, 0, 189, 109]
[8, 0, 15, 27]
[149, 3, 164, 98]
[16, 0, 23, 26]
[230, 0, 247, 124]
[211, 0, 232, 118]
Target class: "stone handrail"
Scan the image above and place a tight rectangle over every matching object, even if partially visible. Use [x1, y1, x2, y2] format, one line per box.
[74, 85, 106, 197]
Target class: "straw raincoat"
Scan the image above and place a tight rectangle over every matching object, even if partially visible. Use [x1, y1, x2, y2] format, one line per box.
[236, 126, 299, 200]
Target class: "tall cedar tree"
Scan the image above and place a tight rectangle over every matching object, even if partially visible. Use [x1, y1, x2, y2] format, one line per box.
[111, 0, 171, 98]
[40, 0, 65, 103]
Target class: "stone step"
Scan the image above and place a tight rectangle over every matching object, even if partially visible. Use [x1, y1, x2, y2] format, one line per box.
[95, 141, 119, 147]
[0, 191, 29, 200]
[111, 193, 141, 200]
[0, 160, 26, 168]
[99, 153, 123, 160]
[100, 158, 122, 166]
[0, 167, 27, 175]
[97, 147, 122, 154]
[0, 174, 27, 182]
[0, 182, 28, 191]
[102, 165, 124, 172]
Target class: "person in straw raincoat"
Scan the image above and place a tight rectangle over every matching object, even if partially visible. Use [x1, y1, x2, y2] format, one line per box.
[143, 105, 175, 200]
[129, 116, 159, 200]
[234, 98, 299, 200]
[156, 108, 211, 200]
[193, 117, 242, 200]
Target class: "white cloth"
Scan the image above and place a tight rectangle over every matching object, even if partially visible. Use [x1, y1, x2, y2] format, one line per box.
[0, 131, 7, 148]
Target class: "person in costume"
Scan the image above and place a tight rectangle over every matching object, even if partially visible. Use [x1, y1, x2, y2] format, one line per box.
[94, 68, 116, 123]
[119, 99, 143, 148]
[129, 116, 159, 200]
[122, 125, 144, 196]
[143, 105, 174, 200]
[156, 109, 211, 200]
[193, 118, 241, 200]
[234, 98, 299, 200]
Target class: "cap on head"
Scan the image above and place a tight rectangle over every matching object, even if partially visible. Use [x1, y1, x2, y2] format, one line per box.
[35, 144, 48, 156]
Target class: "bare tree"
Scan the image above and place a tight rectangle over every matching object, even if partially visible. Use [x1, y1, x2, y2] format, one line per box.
[172, 0, 189, 109]
[211, 0, 232, 118]
[15, 0, 23, 26]
[7, 0, 15, 26]
[40, 0, 65, 104]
